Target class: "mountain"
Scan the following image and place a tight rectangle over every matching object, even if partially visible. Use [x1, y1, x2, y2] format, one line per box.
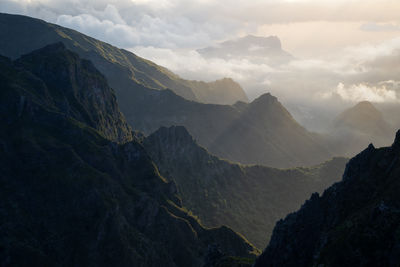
[127, 87, 333, 167]
[0, 13, 334, 168]
[143, 126, 347, 248]
[208, 93, 333, 167]
[181, 78, 249, 105]
[197, 35, 294, 66]
[255, 130, 400, 267]
[0, 13, 247, 106]
[0, 44, 257, 266]
[328, 101, 394, 156]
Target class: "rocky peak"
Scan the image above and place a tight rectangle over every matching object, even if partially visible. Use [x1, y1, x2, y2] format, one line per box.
[15, 43, 133, 143]
[148, 126, 194, 146]
[392, 129, 400, 150]
[247, 92, 293, 121]
[251, 92, 278, 105]
[241, 35, 282, 50]
[255, 129, 400, 266]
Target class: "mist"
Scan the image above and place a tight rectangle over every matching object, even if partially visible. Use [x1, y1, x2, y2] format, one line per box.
[2, 0, 400, 131]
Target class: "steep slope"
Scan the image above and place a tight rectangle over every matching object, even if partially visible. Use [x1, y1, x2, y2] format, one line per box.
[0, 12, 247, 105]
[15, 42, 133, 143]
[0, 45, 257, 266]
[255, 130, 400, 267]
[0, 13, 333, 168]
[329, 101, 394, 156]
[143, 126, 347, 248]
[197, 35, 294, 66]
[129, 88, 333, 168]
[181, 78, 249, 105]
[209, 93, 333, 167]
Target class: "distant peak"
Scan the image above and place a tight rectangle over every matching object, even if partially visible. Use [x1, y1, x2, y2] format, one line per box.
[393, 129, 400, 149]
[354, 101, 376, 109]
[251, 92, 278, 104]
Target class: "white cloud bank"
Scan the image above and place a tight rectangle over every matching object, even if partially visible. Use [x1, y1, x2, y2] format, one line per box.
[322, 83, 398, 103]
[1, 0, 400, 129]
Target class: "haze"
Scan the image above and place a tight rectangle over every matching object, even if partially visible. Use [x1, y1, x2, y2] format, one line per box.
[2, 0, 400, 130]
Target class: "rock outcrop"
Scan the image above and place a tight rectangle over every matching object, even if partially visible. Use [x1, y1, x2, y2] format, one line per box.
[0, 46, 257, 266]
[143, 125, 347, 248]
[255, 130, 400, 267]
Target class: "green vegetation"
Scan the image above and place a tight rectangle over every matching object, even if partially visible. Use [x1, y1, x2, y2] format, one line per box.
[143, 126, 347, 248]
[0, 45, 257, 266]
[255, 138, 400, 266]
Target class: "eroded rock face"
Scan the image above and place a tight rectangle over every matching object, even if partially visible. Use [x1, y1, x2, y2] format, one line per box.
[0, 46, 257, 267]
[15, 42, 133, 143]
[255, 130, 400, 267]
[0, 13, 334, 169]
[143, 125, 347, 248]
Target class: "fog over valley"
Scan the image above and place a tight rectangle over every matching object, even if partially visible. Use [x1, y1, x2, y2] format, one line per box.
[1, 1, 400, 266]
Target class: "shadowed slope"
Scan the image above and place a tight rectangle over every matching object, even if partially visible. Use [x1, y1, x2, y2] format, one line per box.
[255, 130, 400, 267]
[0, 45, 257, 266]
[143, 126, 347, 248]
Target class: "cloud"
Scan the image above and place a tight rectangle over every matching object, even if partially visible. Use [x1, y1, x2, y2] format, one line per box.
[360, 22, 400, 32]
[2, 0, 400, 51]
[322, 82, 398, 103]
[57, 12, 140, 48]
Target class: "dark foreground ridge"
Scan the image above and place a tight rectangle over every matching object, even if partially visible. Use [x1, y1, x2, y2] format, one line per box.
[143, 125, 347, 248]
[0, 44, 257, 266]
[255, 130, 400, 267]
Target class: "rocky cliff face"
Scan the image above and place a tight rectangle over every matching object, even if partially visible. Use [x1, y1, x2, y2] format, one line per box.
[255, 130, 400, 267]
[143, 126, 347, 248]
[0, 13, 248, 106]
[208, 93, 333, 167]
[15, 42, 133, 143]
[0, 13, 333, 168]
[181, 78, 249, 105]
[0, 46, 257, 266]
[197, 35, 294, 66]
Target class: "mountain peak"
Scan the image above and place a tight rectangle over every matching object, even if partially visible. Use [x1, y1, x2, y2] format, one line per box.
[249, 92, 282, 112]
[148, 126, 195, 145]
[252, 92, 278, 103]
[334, 100, 387, 130]
[241, 35, 282, 49]
[15, 44, 133, 143]
[353, 100, 378, 111]
[392, 129, 400, 149]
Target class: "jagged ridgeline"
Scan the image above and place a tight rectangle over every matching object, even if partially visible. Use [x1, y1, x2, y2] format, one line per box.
[0, 13, 247, 106]
[255, 131, 400, 267]
[143, 126, 347, 248]
[0, 13, 333, 168]
[0, 44, 258, 266]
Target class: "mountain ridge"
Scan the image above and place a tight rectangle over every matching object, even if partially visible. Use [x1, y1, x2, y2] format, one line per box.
[143, 125, 347, 248]
[0, 44, 257, 267]
[255, 130, 400, 266]
[0, 12, 247, 106]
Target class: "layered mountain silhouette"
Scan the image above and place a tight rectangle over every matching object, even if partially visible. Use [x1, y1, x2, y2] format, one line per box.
[143, 125, 347, 248]
[181, 77, 249, 105]
[0, 44, 257, 266]
[197, 35, 294, 66]
[0, 13, 247, 106]
[0, 13, 333, 168]
[255, 130, 400, 267]
[328, 101, 394, 156]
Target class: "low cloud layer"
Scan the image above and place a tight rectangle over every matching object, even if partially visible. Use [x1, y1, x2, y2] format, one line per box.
[2, 0, 400, 50]
[322, 83, 399, 103]
[1, 0, 400, 130]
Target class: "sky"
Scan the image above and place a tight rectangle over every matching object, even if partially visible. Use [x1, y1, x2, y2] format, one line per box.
[1, 0, 400, 128]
